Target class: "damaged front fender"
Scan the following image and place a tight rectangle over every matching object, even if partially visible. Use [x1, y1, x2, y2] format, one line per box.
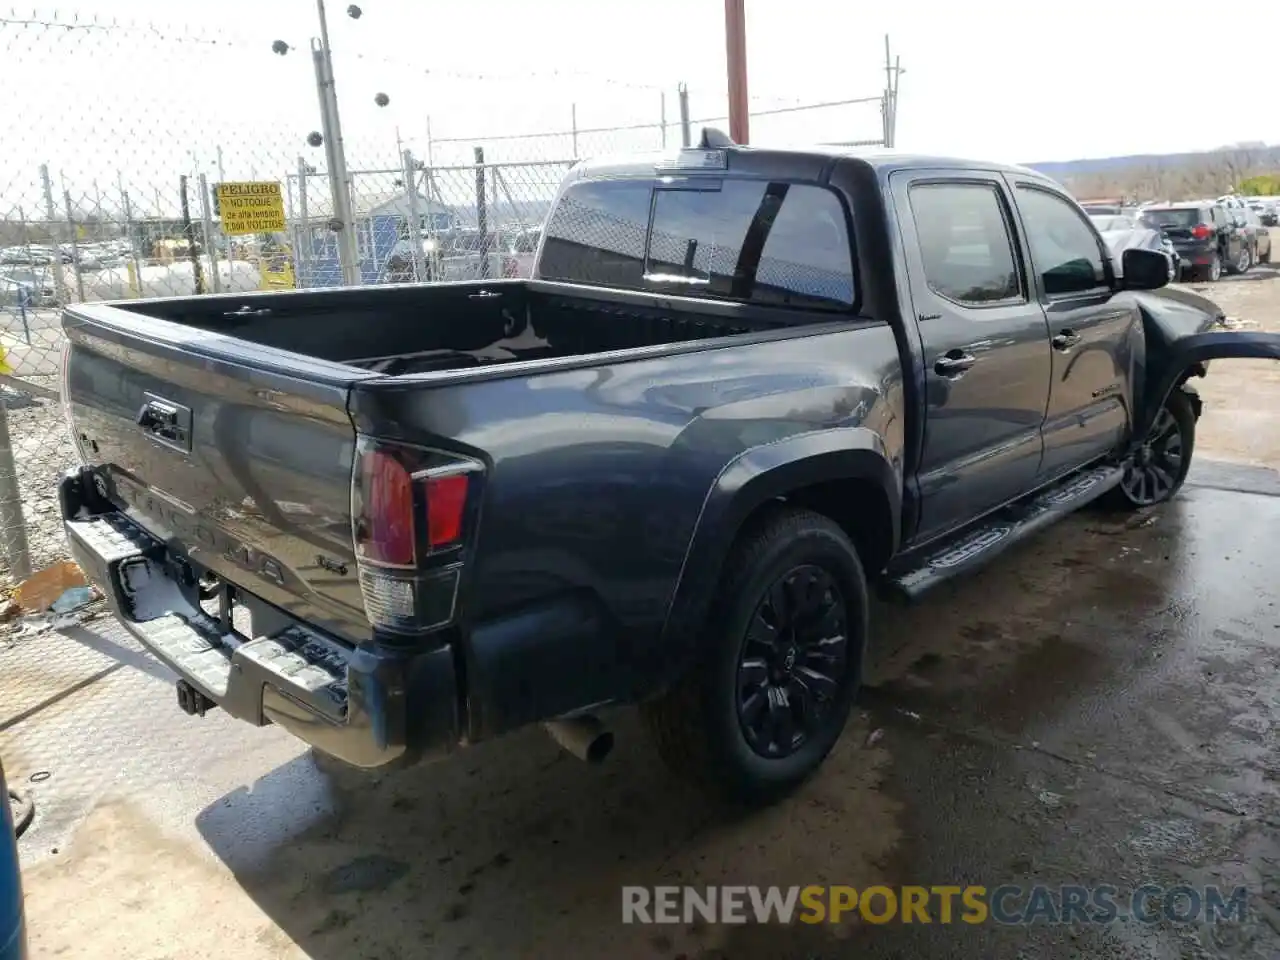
[1136, 330, 1280, 442]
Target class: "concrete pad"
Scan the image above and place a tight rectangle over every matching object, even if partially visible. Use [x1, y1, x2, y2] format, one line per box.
[3, 472, 1278, 958]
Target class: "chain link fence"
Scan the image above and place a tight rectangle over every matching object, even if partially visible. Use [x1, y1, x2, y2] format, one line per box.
[0, 7, 891, 586]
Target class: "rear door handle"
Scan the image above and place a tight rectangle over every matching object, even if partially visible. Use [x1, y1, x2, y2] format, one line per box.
[1052, 331, 1082, 351]
[933, 350, 977, 377]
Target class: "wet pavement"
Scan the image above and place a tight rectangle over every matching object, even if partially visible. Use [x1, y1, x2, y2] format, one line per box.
[3, 457, 1277, 959]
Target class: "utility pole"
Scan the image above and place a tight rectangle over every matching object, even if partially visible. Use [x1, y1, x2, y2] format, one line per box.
[678, 83, 691, 147]
[724, 0, 749, 144]
[882, 35, 905, 148]
[312, 0, 360, 286]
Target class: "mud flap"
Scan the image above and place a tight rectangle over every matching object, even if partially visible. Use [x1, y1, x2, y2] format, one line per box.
[1137, 331, 1280, 441]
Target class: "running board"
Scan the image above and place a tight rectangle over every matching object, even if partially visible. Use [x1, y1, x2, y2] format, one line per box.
[886, 464, 1124, 602]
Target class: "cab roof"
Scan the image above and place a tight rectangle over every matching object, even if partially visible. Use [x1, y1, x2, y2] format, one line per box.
[567, 141, 1056, 186]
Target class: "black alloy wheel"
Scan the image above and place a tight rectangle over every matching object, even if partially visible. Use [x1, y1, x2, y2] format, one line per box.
[736, 564, 849, 759]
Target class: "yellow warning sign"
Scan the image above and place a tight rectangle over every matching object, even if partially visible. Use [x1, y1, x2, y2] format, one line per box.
[259, 250, 296, 291]
[216, 181, 286, 235]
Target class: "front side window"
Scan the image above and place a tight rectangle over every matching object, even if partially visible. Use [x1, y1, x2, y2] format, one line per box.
[1015, 187, 1108, 296]
[909, 182, 1022, 305]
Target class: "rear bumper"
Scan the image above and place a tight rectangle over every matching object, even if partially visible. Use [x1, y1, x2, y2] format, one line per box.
[1171, 240, 1218, 266]
[59, 469, 460, 770]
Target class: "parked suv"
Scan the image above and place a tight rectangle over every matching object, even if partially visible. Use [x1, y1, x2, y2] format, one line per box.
[1240, 207, 1272, 265]
[1140, 203, 1248, 280]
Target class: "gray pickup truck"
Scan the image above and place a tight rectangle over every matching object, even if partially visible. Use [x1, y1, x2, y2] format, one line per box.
[58, 133, 1280, 802]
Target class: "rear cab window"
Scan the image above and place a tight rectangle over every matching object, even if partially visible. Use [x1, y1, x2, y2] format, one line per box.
[538, 176, 856, 311]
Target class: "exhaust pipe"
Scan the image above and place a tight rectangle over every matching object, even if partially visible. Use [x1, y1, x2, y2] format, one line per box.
[544, 715, 613, 764]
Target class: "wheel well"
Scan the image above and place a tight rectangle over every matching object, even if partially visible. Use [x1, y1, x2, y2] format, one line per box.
[776, 478, 896, 575]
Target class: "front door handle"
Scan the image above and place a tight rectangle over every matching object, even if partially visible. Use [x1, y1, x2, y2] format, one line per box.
[933, 350, 977, 377]
[1052, 331, 1082, 351]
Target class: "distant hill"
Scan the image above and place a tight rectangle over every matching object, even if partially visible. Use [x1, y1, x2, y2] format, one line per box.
[1024, 145, 1280, 200]
[1027, 145, 1280, 178]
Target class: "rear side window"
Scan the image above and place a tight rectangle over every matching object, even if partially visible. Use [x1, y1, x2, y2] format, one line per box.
[539, 178, 855, 310]
[909, 182, 1022, 305]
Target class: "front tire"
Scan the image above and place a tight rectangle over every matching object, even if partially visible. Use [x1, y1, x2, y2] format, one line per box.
[1105, 389, 1196, 510]
[641, 508, 867, 804]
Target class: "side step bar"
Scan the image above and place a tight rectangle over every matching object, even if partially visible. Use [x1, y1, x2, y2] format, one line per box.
[885, 463, 1123, 602]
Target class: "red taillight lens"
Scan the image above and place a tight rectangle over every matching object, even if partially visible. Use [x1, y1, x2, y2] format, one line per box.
[1191, 224, 1213, 240]
[352, 437, 482, 635]
[359, 448, 416, 566]
[426, 473, 469, 548]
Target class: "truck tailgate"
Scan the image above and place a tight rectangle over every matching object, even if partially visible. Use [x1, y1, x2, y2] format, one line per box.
[61, 301, 378, 643]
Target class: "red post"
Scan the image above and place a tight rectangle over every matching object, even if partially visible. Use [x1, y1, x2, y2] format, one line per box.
[724, 0, 749, 144]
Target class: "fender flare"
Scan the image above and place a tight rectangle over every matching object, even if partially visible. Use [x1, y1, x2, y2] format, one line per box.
[1137, 330, 1280, 440]
[658, 426, 901, 663]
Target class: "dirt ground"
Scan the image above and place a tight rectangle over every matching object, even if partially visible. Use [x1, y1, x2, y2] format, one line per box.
[4, 268, 1280, 959]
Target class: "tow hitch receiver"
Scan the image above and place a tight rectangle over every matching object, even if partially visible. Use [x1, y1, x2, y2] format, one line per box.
[176, 680, 216, 718]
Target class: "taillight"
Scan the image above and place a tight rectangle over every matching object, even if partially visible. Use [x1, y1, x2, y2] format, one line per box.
[351, 437, 483, 636]
[426, 473, 469, 548]
[359, 449, 415, 566]
[1191, 224, 1213, 240]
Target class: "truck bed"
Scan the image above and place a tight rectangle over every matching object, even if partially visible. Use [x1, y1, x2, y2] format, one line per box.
[115, 279, 801, 377]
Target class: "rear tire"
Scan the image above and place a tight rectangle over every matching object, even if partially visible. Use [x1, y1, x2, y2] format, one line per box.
[641, 508, 867, 804]
[1103, 389, 1196, 511]
[1205, 255, 1222, 282]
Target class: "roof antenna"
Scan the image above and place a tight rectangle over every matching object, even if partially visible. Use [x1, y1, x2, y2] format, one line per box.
[698, 127, 735, 149]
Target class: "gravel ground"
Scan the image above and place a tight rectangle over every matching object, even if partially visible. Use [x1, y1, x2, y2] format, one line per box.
[1, 395, 78, 588]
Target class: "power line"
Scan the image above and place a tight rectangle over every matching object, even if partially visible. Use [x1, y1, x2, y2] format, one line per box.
[429, 96, 884, 145]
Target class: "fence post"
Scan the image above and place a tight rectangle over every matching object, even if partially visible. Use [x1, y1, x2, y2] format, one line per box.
[660, 91, 667, 149]
[401, 149, 426, 282]
[0, 398, 32, 582]
[199, 174, 221, 293]
[571, 103, 578, 159]
[179, 175, 205, 295]
[475, 147, 489, 280]
[119, 180, 143, 298]
[678, 83, 691, 147]
[39, 164, 68, 305]
[296, 156, 311, 285]
[14, 207, 31, 344]
[62, 190, 86, 302]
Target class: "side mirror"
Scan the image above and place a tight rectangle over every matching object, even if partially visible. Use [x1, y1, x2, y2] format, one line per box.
[1119, 248, 1169, 291]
